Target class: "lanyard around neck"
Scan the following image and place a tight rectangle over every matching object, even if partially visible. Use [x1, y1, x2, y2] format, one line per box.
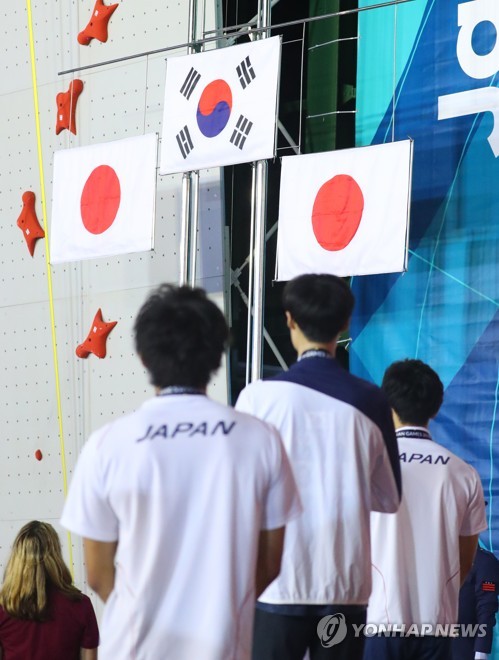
[298, 349, 333, 361]
[158, 386, 205, 396]
[396, 428, 432, 440]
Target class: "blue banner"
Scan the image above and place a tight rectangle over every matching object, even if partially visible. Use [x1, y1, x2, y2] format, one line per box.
[354, 0, 499, 566]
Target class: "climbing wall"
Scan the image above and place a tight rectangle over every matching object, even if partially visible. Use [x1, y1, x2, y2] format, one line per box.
[0, 0, 225, 616]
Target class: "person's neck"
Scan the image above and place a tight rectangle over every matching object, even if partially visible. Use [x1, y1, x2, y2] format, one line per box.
[296, 340, 336, 358]
[393, 413, 429, 431]
[155, 385, 207, 395]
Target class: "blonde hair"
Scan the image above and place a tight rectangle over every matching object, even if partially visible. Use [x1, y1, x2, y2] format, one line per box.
[0, 521, 82, 621]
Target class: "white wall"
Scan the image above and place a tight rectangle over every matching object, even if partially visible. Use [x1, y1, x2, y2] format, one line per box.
[0, 0, 225, 616]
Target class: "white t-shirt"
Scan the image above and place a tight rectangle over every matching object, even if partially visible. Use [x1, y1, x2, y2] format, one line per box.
[61, 394, 301, 660]
[236, 356, 401, 607]
[368, 427, 487, 629]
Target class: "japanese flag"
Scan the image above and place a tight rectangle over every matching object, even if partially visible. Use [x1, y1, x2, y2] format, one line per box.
[276, 140, 413, 280]
[50, 133, 158, 264]
[160, 37, 281, 174]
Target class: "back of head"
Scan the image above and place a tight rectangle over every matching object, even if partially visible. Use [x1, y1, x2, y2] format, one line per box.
[381, 359, 444, 427]
[0, 521, 79, 621]
[134, 284, 229, 390]
[282, 274, 354, 342]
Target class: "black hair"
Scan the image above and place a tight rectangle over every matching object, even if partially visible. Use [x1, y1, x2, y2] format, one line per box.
[134, 284, 229, 390]
[381, 359, 444, 427]
[282, 274, 354, 342]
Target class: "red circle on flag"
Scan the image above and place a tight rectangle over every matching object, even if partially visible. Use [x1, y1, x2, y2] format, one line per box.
[80, 165, 121, 234]
[312, 174, 364, 251]
[198, 79, 233, 116]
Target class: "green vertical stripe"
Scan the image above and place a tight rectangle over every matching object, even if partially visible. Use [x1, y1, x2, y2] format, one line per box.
[305, 0, 340, 152]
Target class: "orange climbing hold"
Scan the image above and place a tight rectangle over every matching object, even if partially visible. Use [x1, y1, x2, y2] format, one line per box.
[55, 79, 84, 135]
[78, 0, 119, 46]
[76, 309, 117, 359]
[17, 191, 45, 256]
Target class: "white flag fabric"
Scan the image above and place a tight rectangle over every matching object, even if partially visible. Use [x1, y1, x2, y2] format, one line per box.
[276, 140, 413, 280]
[160, 37, 281, 174]
[50, 133, 157, 264]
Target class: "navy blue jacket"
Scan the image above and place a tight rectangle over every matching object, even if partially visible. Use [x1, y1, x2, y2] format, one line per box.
[452, 547, 499, 658]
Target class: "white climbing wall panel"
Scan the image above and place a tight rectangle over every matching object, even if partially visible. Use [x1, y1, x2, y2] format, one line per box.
[0, 0, 225, 617]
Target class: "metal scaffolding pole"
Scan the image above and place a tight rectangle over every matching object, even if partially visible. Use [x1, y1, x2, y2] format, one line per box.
[249, 0, 271, 382]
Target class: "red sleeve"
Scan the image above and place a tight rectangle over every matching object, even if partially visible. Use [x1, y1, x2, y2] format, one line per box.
[80, 595, 99, 649]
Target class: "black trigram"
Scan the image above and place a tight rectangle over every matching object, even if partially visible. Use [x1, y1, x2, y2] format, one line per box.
[230, 115, 253, 150]
[180, 67, 201, 100]
[176, 126, 194, 159]
[236, 56, 256, 89]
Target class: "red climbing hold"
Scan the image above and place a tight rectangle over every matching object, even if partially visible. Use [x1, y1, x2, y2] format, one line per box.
[35, 450, 43, 461]
[76, 309, 117, 359]
[17, 191, 45, 256]
[55, 79, 84, 135]
[78, 0, 119, 46]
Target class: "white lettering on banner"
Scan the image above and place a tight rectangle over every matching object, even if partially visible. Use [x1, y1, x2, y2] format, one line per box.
[457, 0, 499, 79]
[438, 88, 499, 155]
[438, 0, 499, 156]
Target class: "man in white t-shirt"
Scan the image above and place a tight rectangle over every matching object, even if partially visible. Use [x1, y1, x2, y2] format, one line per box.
[61, 284, 301, 660]
[236, 274, 402, 660]
[364, 359, 487, 660]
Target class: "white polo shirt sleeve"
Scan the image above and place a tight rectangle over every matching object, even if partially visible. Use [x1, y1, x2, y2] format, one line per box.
[261, 425, 302, 531]
[460, 468, 487, 536]
[60, 428, 120, 542]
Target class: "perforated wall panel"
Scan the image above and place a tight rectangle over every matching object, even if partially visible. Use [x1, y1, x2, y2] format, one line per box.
[0, 0, 225, 617]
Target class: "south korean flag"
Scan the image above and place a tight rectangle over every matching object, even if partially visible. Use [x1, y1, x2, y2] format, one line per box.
[160, 36, 281, 174]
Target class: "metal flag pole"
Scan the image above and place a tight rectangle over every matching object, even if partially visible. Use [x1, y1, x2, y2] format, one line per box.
[188, 0, 200, 287]
[245, 163, 257, 385]
[179, 0, 199, 285]
[250, 160, 268, 382]
[249, 0, 271, 382]
[179, 172, 191, 286]
[189, 170, 200, 287]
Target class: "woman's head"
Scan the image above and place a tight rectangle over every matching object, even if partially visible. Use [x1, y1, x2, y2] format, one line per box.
[0, 521, 80, 620]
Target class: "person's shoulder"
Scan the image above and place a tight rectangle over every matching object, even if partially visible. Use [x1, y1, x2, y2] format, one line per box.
[236, 377, 291, 411]
[88, 413, 130, 440]
[79, 592, 93, 604]
[240, 377, 287, 394]
[431, 440, 480, 474]
[340, 368, 387, 400]
[85, 399, 155, 449]
[53, 589, 93, 607]
[52, 590, 98, 628]
[429, 441, 486, 510]
[50, 588, 81, 609]
[215, 397, 279, 435]
[276, 360, 386, 401]
[432, 442, 486, 487]
[335, 369, 393, 427]
[475, 547, 499, 572]
[78, 593, 97, 616]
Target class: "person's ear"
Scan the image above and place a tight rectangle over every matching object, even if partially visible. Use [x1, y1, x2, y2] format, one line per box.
[285, 311, 295, 330]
